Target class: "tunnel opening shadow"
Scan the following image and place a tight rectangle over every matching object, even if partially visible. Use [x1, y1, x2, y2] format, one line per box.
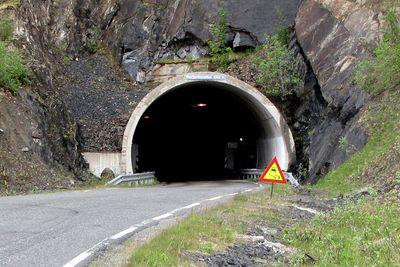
[132, 84, 263, 183]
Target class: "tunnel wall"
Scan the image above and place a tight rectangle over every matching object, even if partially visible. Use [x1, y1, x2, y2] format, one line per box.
[120, 72, 296, 175]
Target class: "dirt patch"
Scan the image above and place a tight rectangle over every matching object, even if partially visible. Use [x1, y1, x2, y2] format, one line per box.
[0, 90, 75, 195]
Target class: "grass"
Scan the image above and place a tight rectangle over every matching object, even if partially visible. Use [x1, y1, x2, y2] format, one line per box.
[312, 89, 400, 197]
[127, 184, 293, 267]
[283, 196, 400, 266]
[125, 90, 400, 267]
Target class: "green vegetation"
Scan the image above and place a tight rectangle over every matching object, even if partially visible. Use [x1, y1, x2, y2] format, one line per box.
[354, 3, 400, 96]
[283, 197, 400, 266]
[87, 30, 102, 54]
[126, 6, 400, 267]
[254, 30, 303, 99]
[208, 6, 233, 70]
[0, 18, 13, 41]
[283, 5, 400, 265]
[0, 41, 29, 93]
[0, 0, 21, 10]
[314, 4, 400, 197]
[128, 185, 292, 267]
[0, 17, 29, 93]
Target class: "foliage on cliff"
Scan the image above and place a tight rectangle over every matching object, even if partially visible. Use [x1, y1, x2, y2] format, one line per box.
[253, 32, 303, 99]
[355, 3, 400, 96]
[0, 18, 29, 93]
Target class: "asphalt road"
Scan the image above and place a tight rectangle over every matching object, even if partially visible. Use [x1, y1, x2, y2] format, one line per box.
[0, 181, 258, 267]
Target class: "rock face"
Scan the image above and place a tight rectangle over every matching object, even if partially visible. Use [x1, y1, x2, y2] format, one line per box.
[102, 0, 300, 81]
[294, 0, 375, 181]
[6, 0, 387, 187]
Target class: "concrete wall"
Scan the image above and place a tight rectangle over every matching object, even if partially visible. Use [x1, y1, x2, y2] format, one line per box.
[82, 152, 122, 177]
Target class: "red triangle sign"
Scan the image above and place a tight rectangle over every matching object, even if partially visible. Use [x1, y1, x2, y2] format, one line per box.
[259, 157, 287, 184]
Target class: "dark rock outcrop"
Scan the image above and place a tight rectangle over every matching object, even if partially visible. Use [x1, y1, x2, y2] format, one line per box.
[294, 0, 371, 182]
[103, 0, 300, 81]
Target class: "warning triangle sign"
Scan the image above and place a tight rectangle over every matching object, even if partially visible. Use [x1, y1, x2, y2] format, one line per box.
[259, 157, 287, 184]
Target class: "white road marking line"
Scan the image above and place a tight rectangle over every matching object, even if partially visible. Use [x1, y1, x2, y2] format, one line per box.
[292, 205, 320, 214]
[110, 227, 138, 240]
[63, 186, 259, 267]
[83, 190, 91, 193]
[183, 202, 200, 209]
[152, 213, 173, 221]
[208, 196, 223, 201]
[63, 252, 91, 267]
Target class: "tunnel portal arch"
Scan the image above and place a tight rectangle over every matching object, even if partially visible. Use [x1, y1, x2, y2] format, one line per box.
[121, 72, 295, 178]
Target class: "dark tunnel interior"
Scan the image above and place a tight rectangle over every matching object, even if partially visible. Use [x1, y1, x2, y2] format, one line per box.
[132, 83, 263, 182]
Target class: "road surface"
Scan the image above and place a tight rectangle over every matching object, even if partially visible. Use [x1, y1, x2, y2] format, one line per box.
[0, 181, 258, 266]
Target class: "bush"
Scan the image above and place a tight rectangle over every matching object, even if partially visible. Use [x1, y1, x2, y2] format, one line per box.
[354, 4, 400, 95]
[254, 33, 303, 98]
[0, 41, 29, 93]
[0, 18, 13, 42]
[209, 7, 233, 70]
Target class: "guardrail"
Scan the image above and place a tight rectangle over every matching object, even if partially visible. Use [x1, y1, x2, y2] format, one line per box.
[107, 172, 156, 186]
[238, 169, 300, 187]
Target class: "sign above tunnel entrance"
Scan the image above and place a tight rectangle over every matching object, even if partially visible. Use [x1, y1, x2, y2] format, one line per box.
[185, 73, 227, 81]
[259, 157, 287, 184]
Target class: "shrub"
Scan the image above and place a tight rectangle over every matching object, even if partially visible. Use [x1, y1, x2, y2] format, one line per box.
[0, 18, 13, 42]
[0, 41, 29, 93]
[354, 3, 400, 95]
[209, 7, 233, 70]
[254, 33, 303, 98]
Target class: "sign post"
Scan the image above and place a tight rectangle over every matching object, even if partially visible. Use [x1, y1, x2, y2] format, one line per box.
[259, 157, 287, 198]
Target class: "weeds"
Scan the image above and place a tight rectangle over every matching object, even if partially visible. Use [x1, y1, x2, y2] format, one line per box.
[254, 30, 303, 99]
[0, 17, 13, 41]
[0, 41, 30, 93]
[354, 2, 400, 95]
[283, 197, 400, 266]
[208, 6, 233, 70]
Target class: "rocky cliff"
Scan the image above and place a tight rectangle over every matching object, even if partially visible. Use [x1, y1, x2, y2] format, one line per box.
[1, 0, 390, 192]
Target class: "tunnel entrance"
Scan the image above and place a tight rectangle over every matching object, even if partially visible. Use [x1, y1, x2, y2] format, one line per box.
[121, 73, 295, 182]
[133, 85, 261, 182]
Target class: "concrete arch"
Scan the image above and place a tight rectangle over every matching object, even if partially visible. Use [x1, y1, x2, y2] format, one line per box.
[121, 72, 295, 175]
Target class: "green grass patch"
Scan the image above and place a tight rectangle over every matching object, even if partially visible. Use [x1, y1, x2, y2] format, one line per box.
[128, 184, 293, 267]
[313, 88, 400, 197]
[283, 197, 400, 266]
[0, 41, 30, 93]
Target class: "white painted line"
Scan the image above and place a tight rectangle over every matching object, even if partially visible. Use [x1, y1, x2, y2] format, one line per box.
[105, 188, 119, 190]
[110, 227, 138, 240]
[63, 252, 91, 267]
[83, 190, 91, 193]
[229, 192, 239, 196]
[292, 205, 320, 214]
[208, 196, 223, 201]
[152, 213, 173, 221]
[245, 189, 253, 192]
[183, 202, 200, 209]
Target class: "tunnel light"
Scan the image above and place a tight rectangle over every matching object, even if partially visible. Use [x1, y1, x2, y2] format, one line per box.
[143, 115, 151, 119]
[193, 103, 207, 108]
[240, 137, 244, 142]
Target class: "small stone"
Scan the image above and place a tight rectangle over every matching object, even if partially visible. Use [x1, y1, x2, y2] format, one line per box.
[21, 147, 29, 152]
[101, 168, 115, 180]
[176, 48, 187, 59]
[70, 179, 75, 185]
[0, 128, 3, 134]
[136, 71, 146, 83]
